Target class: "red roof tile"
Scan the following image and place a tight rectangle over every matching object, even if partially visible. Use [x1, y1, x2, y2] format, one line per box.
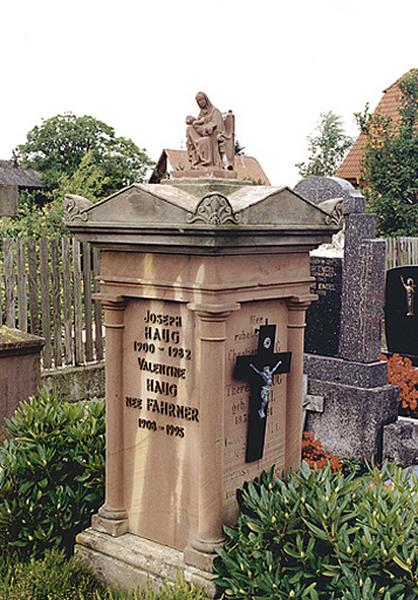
[336, 69, 415, 183]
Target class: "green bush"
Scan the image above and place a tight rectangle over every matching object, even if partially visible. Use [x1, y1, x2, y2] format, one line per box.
[0, 388, 105, 558]
[0, 549, 107, 599]
[0, 550, 208, 599]
[215, 462, 418, 599]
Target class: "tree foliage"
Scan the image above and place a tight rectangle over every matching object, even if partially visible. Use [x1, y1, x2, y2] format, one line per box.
[356, 70, 418, 237]
[15, 113, 153, 196]
[0, 152, 108, 238]
[296, 111, 353, 178]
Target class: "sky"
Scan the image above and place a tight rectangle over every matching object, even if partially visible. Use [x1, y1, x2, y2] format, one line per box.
[1, 0, 417, 186]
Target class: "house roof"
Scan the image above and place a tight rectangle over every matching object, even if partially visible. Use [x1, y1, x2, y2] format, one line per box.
[150, 149, 270, 185]
[0, 160, 44, 188]
[336, 69, 415, 183]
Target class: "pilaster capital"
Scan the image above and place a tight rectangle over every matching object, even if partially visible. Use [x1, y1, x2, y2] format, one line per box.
[187, 302, 240, 321]
[93, 293, 127, 311]
[286, 294, 317, 311]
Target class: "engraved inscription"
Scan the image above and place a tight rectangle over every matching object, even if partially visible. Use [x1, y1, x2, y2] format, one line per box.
[127, 306, 196, 440]
[223, 307, 288, 510]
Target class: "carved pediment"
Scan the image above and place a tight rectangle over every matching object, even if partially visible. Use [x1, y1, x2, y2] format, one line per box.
[186, 193, 240, 225]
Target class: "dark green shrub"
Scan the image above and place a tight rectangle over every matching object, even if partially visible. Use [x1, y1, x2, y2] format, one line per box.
[0, 388, 105, 557]
[215, 462, 418, 599]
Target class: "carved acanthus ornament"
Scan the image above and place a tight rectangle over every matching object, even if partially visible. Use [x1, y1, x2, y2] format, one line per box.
[186, 193, 240, 226]
[64, 194, 92, 223]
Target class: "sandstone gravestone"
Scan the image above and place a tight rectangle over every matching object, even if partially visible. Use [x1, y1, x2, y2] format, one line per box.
[385, 266, 418, 366]
[0, 327, 44, 424]
[69, 178, 337, 593]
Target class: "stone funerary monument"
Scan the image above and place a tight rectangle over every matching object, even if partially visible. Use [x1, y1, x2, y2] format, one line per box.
[69, 93, 338, 594]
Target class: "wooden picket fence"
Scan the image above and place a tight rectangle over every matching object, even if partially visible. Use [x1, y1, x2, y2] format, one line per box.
[0, 237, 103, 369]
[0, 235, 416, 370]
[385, 237, 418, 270]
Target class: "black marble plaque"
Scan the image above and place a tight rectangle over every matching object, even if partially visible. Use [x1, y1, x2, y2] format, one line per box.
[305, 256, 342, 357]
[385, 266, 418, 366]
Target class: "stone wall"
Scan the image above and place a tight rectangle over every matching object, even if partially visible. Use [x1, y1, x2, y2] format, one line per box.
[41, 362, 105, 402]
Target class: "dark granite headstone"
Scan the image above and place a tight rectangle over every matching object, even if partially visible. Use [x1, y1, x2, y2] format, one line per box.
[305, 256, 342, 357]
[385, 266, 418, 366]
[294, 175, 360, 206]
[339, 200, 385, 363]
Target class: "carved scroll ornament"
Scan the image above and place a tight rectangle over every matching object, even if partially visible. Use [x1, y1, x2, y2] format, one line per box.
[318, 198, 344, 228]
[64, 194, 92, 223]
[186, 193, 240, 226]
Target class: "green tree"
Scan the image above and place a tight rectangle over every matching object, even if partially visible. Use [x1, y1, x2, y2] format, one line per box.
[0, 152, 109, 238]
[356, 69, 418, 237]
[15, 113, 154, 196]
[296, 111, 353, 177]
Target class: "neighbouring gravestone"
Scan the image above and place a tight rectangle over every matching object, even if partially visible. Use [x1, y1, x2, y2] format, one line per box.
[304, 195, 399, 459]
[304, 256, 342, 357]
[294, 176, 353, 358]
[294, 175, 358, 206]
[0, 326, 44, 425]
[385, 266, 418, 366]
[67, 102, 337, 593]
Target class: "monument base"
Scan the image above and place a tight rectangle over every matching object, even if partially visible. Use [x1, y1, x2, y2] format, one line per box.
[75, 529, 217, 597]
[171, 168, 238, 179]
[304, 354, 399, 459]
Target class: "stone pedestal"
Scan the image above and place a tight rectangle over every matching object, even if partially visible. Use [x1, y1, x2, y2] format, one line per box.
[0, 326, 44, 425]
[68, 179, 337, 594]
[305, 354, 399, 458]
[171, 168, 237, 180]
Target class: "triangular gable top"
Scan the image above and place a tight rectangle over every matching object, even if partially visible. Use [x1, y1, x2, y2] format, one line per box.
[66, 181, 338, 252]
[69, 181, 334, 229]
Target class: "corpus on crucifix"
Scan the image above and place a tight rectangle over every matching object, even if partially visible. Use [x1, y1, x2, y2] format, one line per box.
[249, 362, 283, 418]
[234, 323, 291, 462]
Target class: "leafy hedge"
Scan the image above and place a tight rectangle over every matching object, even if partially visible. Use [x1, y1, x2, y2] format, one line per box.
[0, 549, 208, 599]
[0, 388, 105, 557]
[215, 463, 418, 599]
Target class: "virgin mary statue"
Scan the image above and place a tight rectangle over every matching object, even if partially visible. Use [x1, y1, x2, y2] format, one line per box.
[186, 92, 226, 169]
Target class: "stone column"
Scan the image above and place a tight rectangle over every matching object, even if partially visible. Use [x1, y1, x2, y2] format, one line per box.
[285, 296, 314, 471]
[92, 299, 128, 537]
[184, 302, 239, 571]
